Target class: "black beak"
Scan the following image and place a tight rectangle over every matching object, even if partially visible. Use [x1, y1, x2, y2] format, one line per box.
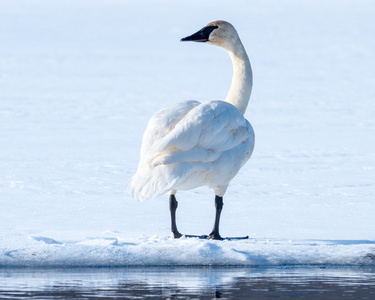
[181, 25, 218, 42]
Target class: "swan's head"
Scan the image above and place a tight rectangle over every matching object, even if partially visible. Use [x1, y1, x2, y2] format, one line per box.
[181, 20, 239, 50]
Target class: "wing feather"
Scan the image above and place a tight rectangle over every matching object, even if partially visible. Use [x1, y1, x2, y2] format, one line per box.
[139, 100, 200, 163]
[146, 101, 251, 164]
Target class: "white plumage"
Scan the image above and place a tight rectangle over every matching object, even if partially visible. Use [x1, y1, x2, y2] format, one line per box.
[127, 20, 255, 239]
[128, 100, 254, 201]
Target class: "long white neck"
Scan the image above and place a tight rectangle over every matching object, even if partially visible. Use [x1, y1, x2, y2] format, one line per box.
[224, 40, 252, 115]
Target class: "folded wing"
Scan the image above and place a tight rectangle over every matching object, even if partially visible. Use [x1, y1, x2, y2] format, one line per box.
[128, 100, 254, 201]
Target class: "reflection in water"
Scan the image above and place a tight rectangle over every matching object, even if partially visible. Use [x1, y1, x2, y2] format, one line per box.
[0, 266, 374, 299]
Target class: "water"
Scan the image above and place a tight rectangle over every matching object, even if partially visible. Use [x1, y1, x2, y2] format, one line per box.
[0, 267, 374, 299]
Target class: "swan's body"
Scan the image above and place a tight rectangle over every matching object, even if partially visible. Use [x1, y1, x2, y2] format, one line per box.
[130, 99, 254, 200]
[127, 21, 254, 239]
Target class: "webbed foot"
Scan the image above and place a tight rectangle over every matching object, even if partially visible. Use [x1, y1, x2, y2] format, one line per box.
[209, 231, 223, 240]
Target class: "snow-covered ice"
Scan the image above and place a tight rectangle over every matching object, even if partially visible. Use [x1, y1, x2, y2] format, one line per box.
[1, 235, 375, 267]
[0, 0, 374, 267]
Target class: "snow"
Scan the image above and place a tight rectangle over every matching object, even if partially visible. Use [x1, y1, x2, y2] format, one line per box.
[1, 0, 375, 267]
[1, 235, 375, 267]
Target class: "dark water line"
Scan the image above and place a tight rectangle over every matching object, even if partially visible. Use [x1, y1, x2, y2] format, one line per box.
[0, 266, 374, 299]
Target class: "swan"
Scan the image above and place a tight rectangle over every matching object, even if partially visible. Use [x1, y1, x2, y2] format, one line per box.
[127, 20, 254, 240]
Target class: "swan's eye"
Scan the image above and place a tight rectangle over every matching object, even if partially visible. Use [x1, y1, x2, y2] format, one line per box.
[202, 25, 219, 38]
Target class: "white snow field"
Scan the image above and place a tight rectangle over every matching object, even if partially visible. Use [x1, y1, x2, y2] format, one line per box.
[0, 0, 374, 267]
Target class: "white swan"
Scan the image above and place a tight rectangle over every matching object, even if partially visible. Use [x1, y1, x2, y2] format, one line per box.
[127, 20, 255, 240]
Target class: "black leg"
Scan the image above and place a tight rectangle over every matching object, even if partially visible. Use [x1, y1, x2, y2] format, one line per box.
[209, 195, 223, 240]
[169, 195, 182, 238]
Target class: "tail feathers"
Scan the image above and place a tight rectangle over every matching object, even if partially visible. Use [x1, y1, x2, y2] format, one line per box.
[127, 165, 178, 201]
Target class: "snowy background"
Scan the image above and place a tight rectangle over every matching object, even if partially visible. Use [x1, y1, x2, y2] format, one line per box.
[0, 0, 374, 266]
